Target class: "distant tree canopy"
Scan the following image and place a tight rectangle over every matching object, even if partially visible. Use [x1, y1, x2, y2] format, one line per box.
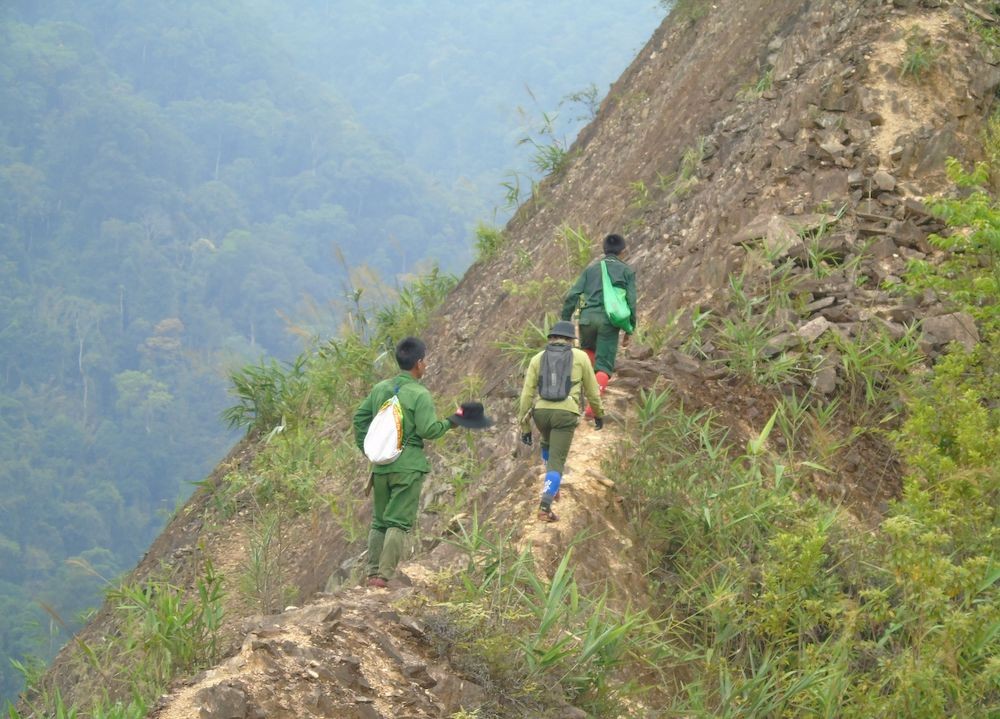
[0, 0, 661, 704]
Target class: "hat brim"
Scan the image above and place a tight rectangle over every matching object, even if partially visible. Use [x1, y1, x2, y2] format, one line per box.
[449, 415, 495, 429]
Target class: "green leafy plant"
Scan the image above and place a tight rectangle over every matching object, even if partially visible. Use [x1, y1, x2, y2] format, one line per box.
[221, 355, 309, 434]
[629, 179, 650, 209]
[737, 67, 774, 101]
[239, 510, 297, 613]
[559, 224, 593, 272]
[494, 314, 556, 370]
[905, 159, 999, 327]
[474, 222, 506, 262]
[663, 0, 711, 24]
[427, 529, 650, 715]
[513, 247, 533, 272]
[108, 560, 224, 698]
[680, 306, 713, 358]
[373, 266, 458, 343]
[500, 171, 524, 210]
[519, 111, 570, 176]
[714, 274, 816, 386]
[560, 83, 600, 122]
[500, 275, 569, 303]
[633, 310, 681, 354]
[827, 324, 922, 407]
[900, 28, 941, 82]
[969, 12, 1000, 62]
[661, 136, 709, 199]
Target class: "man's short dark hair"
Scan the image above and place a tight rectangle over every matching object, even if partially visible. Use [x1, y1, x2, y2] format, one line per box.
[603, 233, 626, 255]
[396, 337, 426, 370]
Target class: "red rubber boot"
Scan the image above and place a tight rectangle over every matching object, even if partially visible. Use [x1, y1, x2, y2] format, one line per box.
[586, 372, 610, 418]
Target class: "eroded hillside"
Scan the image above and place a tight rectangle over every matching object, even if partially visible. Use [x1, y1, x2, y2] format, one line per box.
[18, 1, 999, 717]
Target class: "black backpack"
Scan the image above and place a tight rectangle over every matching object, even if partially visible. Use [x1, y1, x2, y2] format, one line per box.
[537, 343, 574, 401]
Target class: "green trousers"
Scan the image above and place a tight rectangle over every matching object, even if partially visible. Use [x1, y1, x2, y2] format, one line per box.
[578, 319, 621, 376]
[366, 469, 424, 580]
[532, 408, 580, 475]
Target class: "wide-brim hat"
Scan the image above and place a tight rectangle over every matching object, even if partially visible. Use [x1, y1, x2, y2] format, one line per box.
[548, 320, 577, 340]
[449, 401, 495, 429]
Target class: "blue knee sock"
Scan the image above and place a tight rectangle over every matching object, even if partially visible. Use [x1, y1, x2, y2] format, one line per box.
[541, 447, 549, 463]
[541, 470, 562, 507]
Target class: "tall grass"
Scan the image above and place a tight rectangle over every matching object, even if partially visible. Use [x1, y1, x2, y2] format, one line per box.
[10, 562, 224, 719]
[419, 522, 652, 716]
[714, 273, 816, 386]
[606, 340, 1000, 716]
[494, 314, 556, 370]
[222, 265, 457, 436]
[559, 225, 593, 272]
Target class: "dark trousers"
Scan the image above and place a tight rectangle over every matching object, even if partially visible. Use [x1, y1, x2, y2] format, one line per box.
[578, 320, 621, 376]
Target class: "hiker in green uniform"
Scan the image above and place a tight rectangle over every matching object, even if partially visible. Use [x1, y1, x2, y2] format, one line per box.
[517, 321, 604, 522]
[560, 233, 637, 415]
[353, 336, 493, 588]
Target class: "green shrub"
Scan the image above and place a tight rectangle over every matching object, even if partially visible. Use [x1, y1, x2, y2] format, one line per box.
[661, 136, 709, 199]
[474, 223, 506, 262]
[108, 561, 224, 695]
[736, 67, 774, 101]
[713, 274, 817, 386]
[905, 159, 999, 328]
[221, 355, 309, 434]
[494, 314, 556, 370]
[900, 28, 940, 82]
[559, 225, 593, 272]
[606, 332, 999, 716]
[419, 525, 648, 716]
[663, 0, 710, 24]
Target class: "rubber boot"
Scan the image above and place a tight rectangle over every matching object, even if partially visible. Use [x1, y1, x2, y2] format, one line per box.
[366, 528, 385, 579]
[586, 371, 609, 418]
[540, 470, 561, 512]
[377, 526, 408, 581]
[583, 348, 596, 367]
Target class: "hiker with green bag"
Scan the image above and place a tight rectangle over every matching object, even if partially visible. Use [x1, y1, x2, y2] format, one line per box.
[560, 233, 637, 415]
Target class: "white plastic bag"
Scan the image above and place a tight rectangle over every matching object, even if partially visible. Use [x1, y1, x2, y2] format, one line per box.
[363, 394, 404, 464]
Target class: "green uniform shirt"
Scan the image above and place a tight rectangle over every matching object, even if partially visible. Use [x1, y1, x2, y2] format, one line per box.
[561, 254, 637, 330]
[517, 345, 604, 432]
[353, 373, 452, 474]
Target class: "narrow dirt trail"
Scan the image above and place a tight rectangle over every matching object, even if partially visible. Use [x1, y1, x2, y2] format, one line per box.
[514, 383, 648, 598]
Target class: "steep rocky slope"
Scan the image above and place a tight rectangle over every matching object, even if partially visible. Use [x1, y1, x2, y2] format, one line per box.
[22, 1, 999, 717]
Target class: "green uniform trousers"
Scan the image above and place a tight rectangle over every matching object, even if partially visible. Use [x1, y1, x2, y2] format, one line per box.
[532, 408, 580, 475]
[367, 469, 425, 580]
[578, 319, 621, 376]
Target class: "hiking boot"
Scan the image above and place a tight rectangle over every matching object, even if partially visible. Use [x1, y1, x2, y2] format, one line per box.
[537, 509, 558, 522]
[367, 576, 388, 588]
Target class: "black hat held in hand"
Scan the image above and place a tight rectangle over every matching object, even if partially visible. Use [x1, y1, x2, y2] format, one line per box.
[449, 401, 495, 429]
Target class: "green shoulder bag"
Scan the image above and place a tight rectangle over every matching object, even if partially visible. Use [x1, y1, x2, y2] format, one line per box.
[600, 260, 633, 333]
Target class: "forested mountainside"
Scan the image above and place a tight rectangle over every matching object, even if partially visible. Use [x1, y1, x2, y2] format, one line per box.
[10, 0, 1000, 717]
[0, 0, 661, 704]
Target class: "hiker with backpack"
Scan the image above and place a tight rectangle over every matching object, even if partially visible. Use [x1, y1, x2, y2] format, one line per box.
[353, 336, 493, 588]
[560, 233, 636, 415]
[517, 321, 604, 522]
